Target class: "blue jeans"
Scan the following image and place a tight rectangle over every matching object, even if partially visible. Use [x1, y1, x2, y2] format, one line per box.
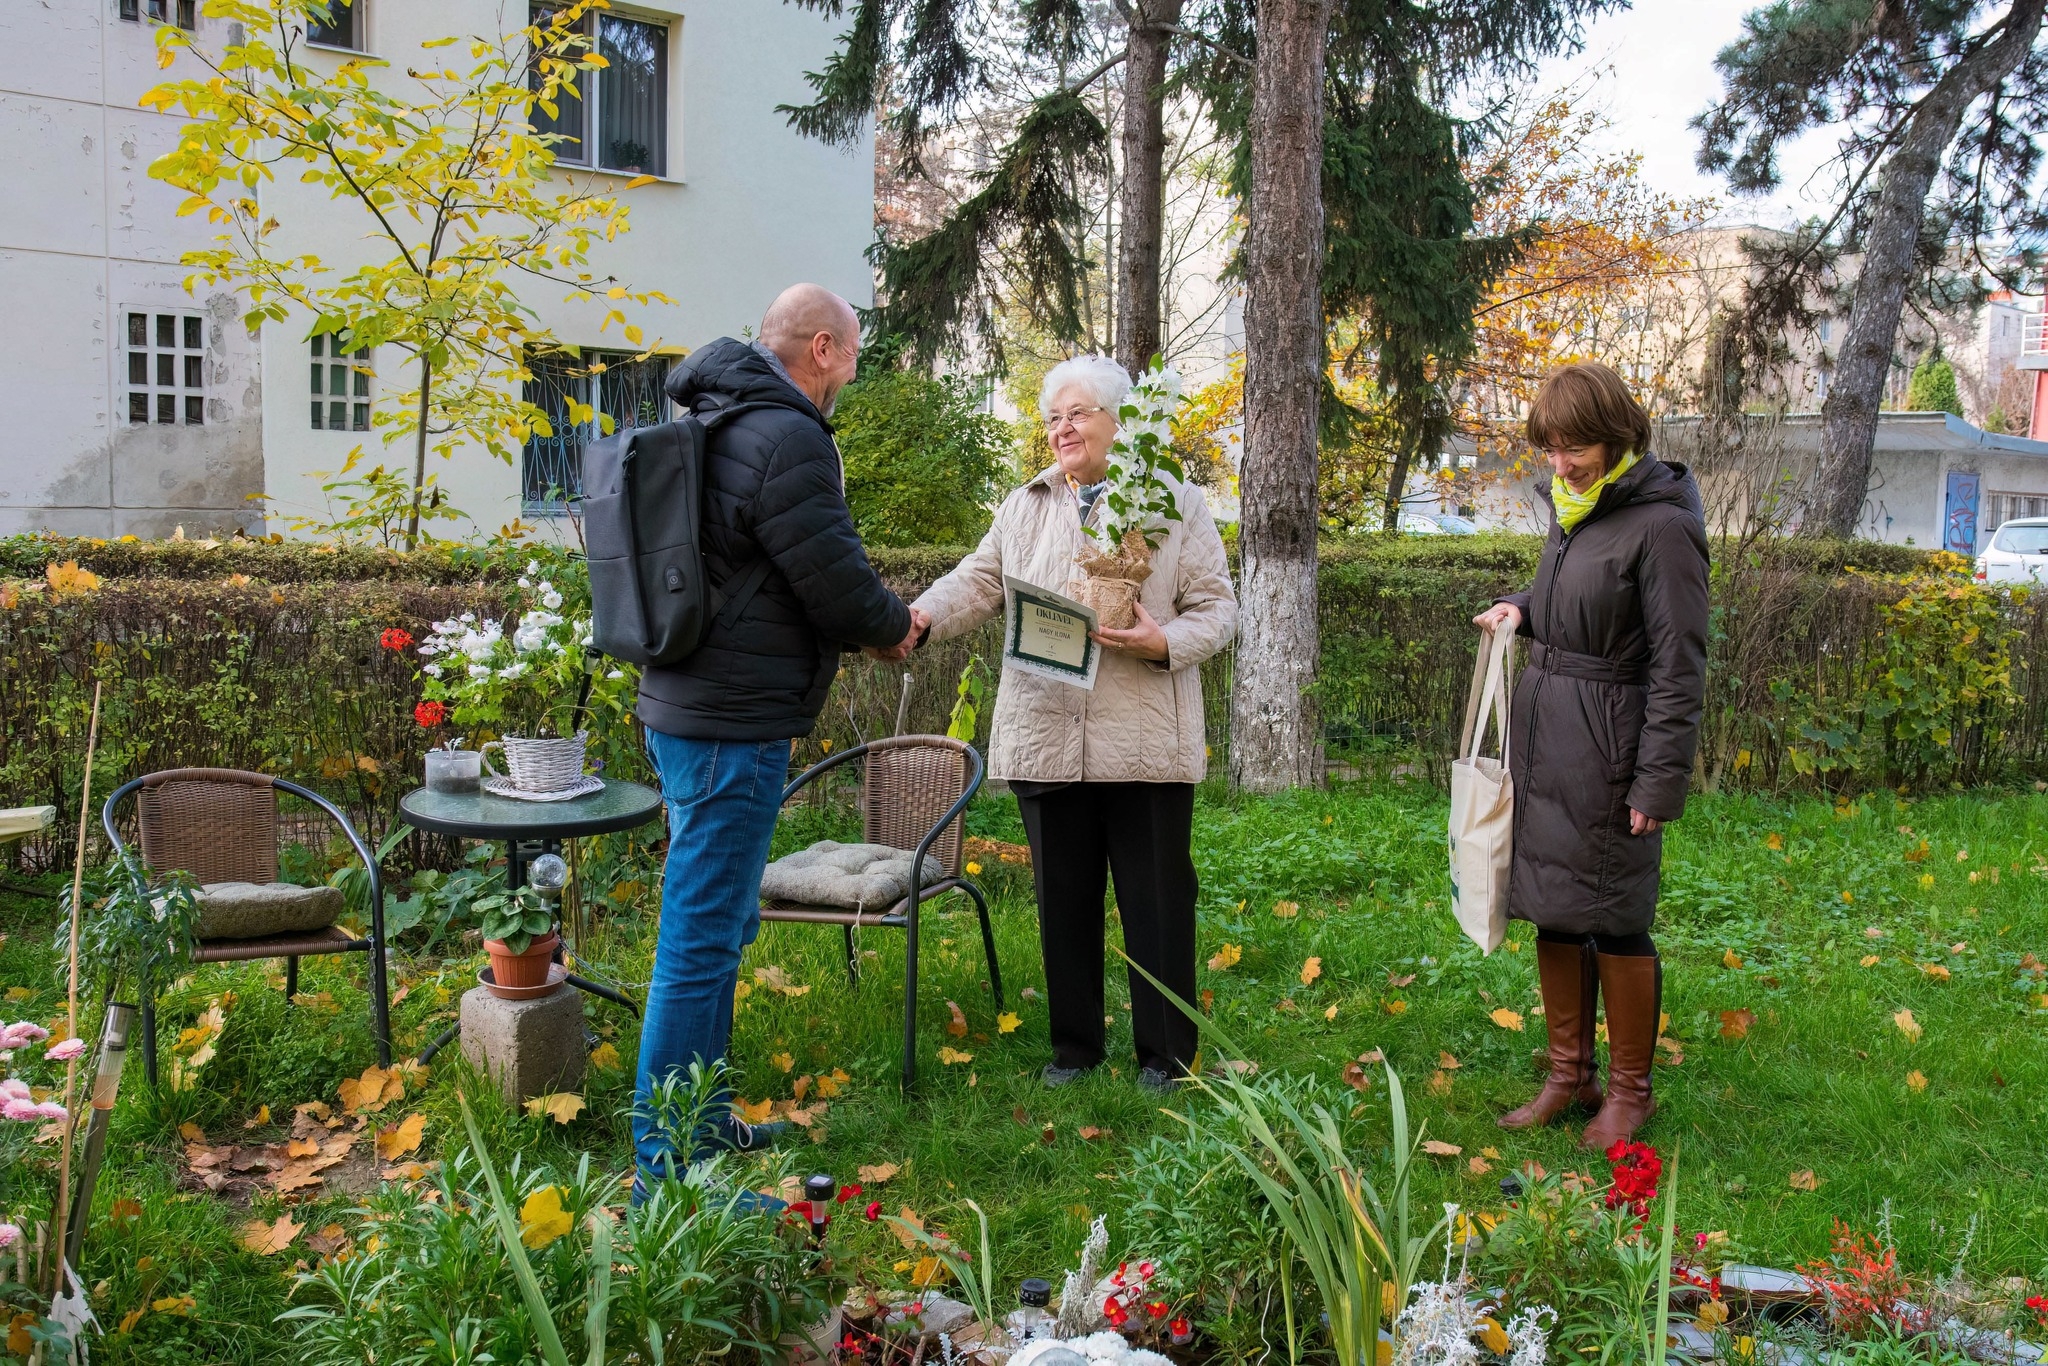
[633, 731, 791, 1179]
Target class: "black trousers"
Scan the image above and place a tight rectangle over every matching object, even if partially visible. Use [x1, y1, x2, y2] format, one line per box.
[1014, 781, 1199, 1074]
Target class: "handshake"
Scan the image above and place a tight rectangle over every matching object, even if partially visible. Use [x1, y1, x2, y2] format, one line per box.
[865, 606, 930, 663]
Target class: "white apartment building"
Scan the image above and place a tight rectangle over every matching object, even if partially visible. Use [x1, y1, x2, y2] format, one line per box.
[0, 0, 875, 539]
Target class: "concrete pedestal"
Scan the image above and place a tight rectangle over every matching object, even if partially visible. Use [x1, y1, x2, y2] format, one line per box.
[459, 985, 587, 1107]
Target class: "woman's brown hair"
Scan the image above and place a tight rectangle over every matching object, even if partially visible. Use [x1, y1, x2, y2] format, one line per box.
[1526, 362, 1652, 461]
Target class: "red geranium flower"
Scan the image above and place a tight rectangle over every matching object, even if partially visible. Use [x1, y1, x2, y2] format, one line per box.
[838, 1182, 862, 1203]
[1169, 1316, 1192, 1340]
[414, 700, 447, 728]
[2027, 1294, 2048, 1322]
[864, 1201, 882, 1221]
[1604, 1140, 1662, 1216]
[1145, 1300, 1169, 1320]
[1103, 1299, 1129, 1328]
[380, 627, 414, 651]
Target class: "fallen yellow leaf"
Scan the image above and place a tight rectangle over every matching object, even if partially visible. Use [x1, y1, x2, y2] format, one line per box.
[1427, 1069, 1453, 1096]
[1697, 1300, 1730, 1331]
[1860, 954, 1881, 967]
[1207, 943, 1242, 971]
[1893, 1008, 1922, 1043]
[589, 1042, 621, 1070]
[858, 1161, 900, 1183]
[1479, 1318, 1510, 1353]
[519, 1185, 574, 1249]
[1386, 999, 1409, 1016]
[1300, 956, 1323, 986]
[937, 1046, 973, 1065]
[814, 1068, 850, 1099]
[1421, 1139, 1462, 1156]
[1788, 1169, 1821, 1191]
[735, 1097, 774, 1125]
[1718, 1008, 1755, 1040]
[1722, 948, 1744, 970]
[1490, 1007, 1524, 1031]
[1272, 900, 1299, 918]
[1919, 962, 1951, 982]
[239, 1214, 302, 1256]
[1765, 832, 1783, 851]
[996, 1011, 1021, 1034]
[1906, 1070, 1928, 1092]
[523, 1092, 586, 1125]
[1438, 1051, 1461, 1070]
[1324, 1004, 1339, 1020]
[771, 1051, 795, 1072]
[151, 1294, 196, 1316]
[374, 1112, 426, 1161]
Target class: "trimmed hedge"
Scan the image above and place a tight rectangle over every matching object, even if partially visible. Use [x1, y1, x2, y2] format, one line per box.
[3, 532, 2034, 877]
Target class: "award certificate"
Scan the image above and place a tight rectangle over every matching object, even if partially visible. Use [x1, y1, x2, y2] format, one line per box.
[1002, 576, 1100, 690]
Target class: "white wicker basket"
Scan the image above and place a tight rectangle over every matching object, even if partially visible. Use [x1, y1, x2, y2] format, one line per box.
[481, 732, 589, 794]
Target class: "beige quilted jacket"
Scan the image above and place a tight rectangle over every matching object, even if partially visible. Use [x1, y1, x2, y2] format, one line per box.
[913, 466, 1238, 784]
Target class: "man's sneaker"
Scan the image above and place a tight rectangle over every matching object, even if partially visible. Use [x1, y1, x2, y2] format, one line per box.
[1041, 1063, 1093, 1089]
[1136, 1067, 1180, 1095]
[702, 1115, 787, 1154]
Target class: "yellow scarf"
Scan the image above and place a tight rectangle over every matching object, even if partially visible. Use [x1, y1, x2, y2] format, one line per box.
[1552, 449, 1639, 534]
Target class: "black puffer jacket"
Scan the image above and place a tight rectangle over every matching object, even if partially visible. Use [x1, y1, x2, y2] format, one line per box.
[1497, 454, 1710, 936]
[634, 338, 910, 740]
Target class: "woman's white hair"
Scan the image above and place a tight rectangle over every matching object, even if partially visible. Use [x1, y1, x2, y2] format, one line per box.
[1038, 354, 1131, 420]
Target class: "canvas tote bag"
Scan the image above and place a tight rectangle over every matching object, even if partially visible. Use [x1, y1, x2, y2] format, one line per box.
[1448, 625, 1515, 954]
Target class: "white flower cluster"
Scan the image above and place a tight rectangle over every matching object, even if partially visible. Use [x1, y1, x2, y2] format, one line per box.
[1087, 360, 1186, 554]
[416, 589, 584, 687]
[1396, 1205, 1554, 1366]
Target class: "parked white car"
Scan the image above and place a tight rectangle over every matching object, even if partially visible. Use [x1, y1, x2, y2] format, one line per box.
[1975, 518, 2048, 584]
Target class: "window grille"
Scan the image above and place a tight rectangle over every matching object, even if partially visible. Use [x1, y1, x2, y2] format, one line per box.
[124, 309, 206, 426]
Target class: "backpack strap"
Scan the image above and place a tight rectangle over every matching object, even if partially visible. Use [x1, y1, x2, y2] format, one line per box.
[688, 397, 784, 632]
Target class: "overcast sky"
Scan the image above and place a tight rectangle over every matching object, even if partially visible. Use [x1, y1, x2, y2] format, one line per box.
[1531, 0, 1845, 228]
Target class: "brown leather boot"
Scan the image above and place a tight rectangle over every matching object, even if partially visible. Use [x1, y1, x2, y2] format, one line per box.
[1580, 953, 1660, 1151]
[1498, 939, 1603, 1129]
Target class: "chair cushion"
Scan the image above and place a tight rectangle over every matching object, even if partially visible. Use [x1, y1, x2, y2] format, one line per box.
[758, 841, 945, 911]
[193, 882, 345, 941]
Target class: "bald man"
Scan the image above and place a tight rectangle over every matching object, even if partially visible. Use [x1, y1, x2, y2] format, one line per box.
[632, 287, 918, 1193]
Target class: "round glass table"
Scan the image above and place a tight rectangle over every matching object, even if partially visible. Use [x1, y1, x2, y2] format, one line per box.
[398, 778, 664, 1060]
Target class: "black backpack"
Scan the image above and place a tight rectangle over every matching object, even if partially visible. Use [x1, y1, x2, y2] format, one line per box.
[580, 404, 774, 668]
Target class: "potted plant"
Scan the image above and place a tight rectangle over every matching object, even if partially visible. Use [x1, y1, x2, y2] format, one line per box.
[396, 562, 596, 794]
[1074, 358, 1186, 629]
[470, 885, 560, 994]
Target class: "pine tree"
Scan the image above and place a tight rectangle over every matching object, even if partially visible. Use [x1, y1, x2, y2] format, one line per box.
[1697, 0, 2048, 538]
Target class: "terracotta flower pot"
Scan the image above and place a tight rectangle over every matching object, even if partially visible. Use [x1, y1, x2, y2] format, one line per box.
[484, 930, 560, 991]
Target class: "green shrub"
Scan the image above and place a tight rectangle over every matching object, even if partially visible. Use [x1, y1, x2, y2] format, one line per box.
[834, 370, 1012, 548]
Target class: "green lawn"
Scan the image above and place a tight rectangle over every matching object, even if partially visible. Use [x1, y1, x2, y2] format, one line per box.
[3, 779, 2046, 1362]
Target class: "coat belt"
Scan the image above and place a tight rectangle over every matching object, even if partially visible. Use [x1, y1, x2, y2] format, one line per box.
[1530, 641, 1648, 686]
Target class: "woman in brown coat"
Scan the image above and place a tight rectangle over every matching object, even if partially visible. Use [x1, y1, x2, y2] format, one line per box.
[1472, 363, 1709, 1150]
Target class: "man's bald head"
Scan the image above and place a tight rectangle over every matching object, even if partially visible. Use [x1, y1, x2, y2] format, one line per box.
[760, 284, 859, 359]
[758, 284, 861, 415]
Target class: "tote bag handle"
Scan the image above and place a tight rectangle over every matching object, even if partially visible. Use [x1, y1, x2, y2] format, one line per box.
[1459, 625, 1514, 762]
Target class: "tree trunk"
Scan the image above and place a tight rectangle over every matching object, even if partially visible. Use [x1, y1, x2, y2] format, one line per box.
[406, 352, 433, 551]
[1231, 0, 1331, 793]
[1381, 433, 1417, 533]
[1809, 0, 2046, 538]
[1114, 0, 1182, 375]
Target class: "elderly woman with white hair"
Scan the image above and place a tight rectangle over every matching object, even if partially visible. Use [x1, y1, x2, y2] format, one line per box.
[910, 355, 1238, 1092]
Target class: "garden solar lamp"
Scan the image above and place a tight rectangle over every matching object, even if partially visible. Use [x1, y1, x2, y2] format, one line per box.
[804, 1173, 836, 1250]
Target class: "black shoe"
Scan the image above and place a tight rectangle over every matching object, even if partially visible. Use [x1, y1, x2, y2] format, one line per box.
[1041, 1063, 1094, 1089]
[1136, 1067, 1181, 1095]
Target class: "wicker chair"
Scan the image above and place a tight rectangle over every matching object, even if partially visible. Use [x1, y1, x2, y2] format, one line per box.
[102, 768, 391, 1085]
[761, 736, 1003, 1088]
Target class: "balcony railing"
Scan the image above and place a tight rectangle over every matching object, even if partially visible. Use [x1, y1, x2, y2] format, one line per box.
[2023, 312, 2048, 357]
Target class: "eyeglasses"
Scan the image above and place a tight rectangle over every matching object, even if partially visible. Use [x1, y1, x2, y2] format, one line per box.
[1045, 405, 1108, 430]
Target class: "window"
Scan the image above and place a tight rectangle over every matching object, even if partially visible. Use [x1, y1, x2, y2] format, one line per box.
[124, 0, 196, 28]
[1988, 491, 2048, 530]
[310, 335, 373, 431]
[307, 0, 361, 50]
[124, 309, 206, 427]
[529, 8, 669, 176]
[521, 348, 671, 513]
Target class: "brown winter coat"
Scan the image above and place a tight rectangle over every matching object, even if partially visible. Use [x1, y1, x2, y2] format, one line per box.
[1497, 454, 1711, 936]
[913, 466, 1238, 784]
